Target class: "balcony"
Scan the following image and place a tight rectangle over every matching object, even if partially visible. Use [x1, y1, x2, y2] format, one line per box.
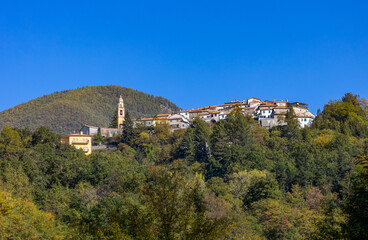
[71, 138, 90, 144]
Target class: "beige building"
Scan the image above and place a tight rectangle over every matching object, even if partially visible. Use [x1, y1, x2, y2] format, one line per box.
[60, 134, 92, 155]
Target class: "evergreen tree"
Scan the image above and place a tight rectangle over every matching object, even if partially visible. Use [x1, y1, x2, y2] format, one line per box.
[93, 132, 103, 145]
[193, 117, 212, 164]
[31, 126, 58, 146]
[122, 111, 135, 145]
[224, 107, 253, 147]
[177, 127, 195, 161]
[207, 121, 230, 178]
[283, 107, 301, 140]
[342, 156, 368, 239]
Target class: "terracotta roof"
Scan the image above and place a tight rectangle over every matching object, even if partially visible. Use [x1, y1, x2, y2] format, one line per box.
[293, 102, 307, 105]
[189, 108, 205, 113]
[61, 134, 92, 137]
[83, 125, 99, 128]
[248, 97, 261, 100]
[99, 127, 123, 130]
[156, 113, 170, 117]
[208, 104, 226, 108]
[134, 117, 154, 121]
[224, 102, 242, 106]
[260, 103, 277, 106]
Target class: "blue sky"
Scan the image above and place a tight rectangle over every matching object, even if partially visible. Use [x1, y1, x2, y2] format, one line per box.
[0, 1, 367, 113]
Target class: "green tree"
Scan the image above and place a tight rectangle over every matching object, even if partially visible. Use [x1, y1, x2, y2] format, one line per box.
[31, 126, 58, 146]
[93, 131, 103, 145]
[318, 93, 368, 137]
[122, 111, 135, 146]
[1, 166, 33, 200]
[283, 107, 301, 140]
[141, 166, 229, 239]
[224, 108, 253, 147]
[0, 188, 67, 239]
[342, 156, 368, 239]
[207, 121, 230, 179]
[177, 127, 195, 162]
[0, 126, 23, 158]
[193, 117, 212, 164]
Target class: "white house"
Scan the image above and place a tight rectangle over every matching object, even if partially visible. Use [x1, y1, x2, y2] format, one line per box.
[132, 117, 155, 127]
[296, 116, 313, 128]
[168, 114, 190, 131]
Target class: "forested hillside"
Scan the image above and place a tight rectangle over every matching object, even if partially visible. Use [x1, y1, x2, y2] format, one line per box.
[0, 93, 367, 239]
[0, 85, 180, 133]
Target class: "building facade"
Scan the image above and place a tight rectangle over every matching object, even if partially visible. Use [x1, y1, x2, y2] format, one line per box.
[60, 134, 92, 155]
[132, 97, 315, 131]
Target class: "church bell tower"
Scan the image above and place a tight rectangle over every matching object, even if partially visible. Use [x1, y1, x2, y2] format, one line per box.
[117, 95, 125, 129]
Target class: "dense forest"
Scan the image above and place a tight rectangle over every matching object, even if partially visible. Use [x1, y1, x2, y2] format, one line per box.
[0, 93, 367, 239]
[0, 85, 180, 133]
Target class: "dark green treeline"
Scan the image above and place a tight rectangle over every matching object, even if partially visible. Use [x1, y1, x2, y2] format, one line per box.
[0, 93, 367, 239]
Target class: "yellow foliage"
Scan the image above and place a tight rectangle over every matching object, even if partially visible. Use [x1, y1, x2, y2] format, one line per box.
[0, 188, 66, 239]
[314, 130, 335, 148]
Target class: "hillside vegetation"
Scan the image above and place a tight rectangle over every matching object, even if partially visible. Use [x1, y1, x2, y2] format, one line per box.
[0, 93, 367, 239]
[0, 85, 180, 133]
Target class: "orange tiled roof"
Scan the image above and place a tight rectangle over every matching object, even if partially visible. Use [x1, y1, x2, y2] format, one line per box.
[156, 113, 170, 117]
[61, 134, 92, 138]
[248, 97, 261, 100]
[190, 109, 207, 113]
[83, 125, 99, 128]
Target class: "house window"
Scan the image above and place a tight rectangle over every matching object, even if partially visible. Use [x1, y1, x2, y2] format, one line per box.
[120, 110, 123, 116]
[304, 118, 307, 122]
[263, 111, 265, 114]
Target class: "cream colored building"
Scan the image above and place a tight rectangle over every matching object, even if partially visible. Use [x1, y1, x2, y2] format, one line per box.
[60, 134, 92, 155]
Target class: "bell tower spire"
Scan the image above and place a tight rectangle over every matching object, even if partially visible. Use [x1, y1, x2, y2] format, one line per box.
[117, 95, 125, 128]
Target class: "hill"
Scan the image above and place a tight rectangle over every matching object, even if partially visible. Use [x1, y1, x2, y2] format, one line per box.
[0, 85, 180, 133]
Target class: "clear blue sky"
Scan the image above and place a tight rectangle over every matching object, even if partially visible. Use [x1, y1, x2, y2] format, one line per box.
[1, 1, 367, 113]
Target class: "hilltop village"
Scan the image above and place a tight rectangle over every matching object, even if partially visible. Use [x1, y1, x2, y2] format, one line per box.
[132, 97, 315, 131]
